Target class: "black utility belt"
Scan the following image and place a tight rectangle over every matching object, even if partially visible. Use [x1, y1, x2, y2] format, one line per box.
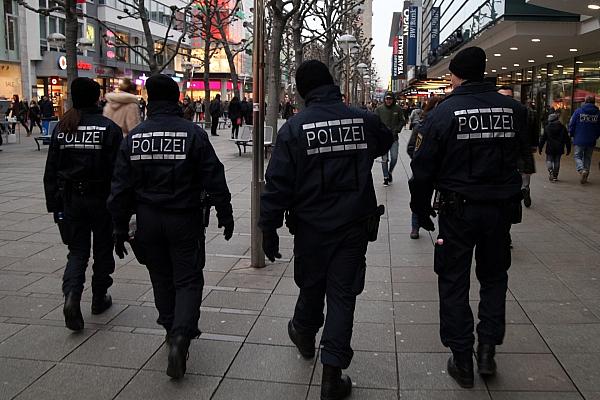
[65, 181, 109, 194]
[438, 191, 516, 207]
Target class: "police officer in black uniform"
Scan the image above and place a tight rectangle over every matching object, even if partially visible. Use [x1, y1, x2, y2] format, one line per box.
[107, 74, 234, 379]
[259, 60, 393, 400]
[43, 78, 123, 331]
[409, 47, 534, 388]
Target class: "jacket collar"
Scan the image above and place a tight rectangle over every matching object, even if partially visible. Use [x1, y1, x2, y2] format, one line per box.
[76, 106, 102, 114]
[147, 101, 183, 118]
[304, 85, 343, 106]
[450, 81, 498, 96]
[582, 103, 599, 112]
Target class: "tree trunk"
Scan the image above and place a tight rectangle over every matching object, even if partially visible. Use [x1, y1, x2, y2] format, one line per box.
[64, 0, 78, 109]
[266, 15, 285, 134]
[203, 35, 212, 126]
[137, 0, 159, 74]
[221, 37, 240, 98]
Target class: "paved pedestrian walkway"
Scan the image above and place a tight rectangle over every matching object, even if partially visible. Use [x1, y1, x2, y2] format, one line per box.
[0, 129, 598, 400]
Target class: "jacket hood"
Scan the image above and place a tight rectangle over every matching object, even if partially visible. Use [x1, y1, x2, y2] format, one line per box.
[105, 92, 139, 110]
[304, 84, 342, 106]
[583, 103, 599, 112]
[548, 113, 560, 123]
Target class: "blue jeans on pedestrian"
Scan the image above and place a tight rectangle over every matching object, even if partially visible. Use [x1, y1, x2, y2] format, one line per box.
[574, 145, 594, 172]
[411, 213, 419, 231]
[382, 140, 399, 179]
[546, 154, 562, 175]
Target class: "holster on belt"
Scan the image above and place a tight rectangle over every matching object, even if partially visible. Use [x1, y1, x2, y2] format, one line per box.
[366, 205, 385, 242]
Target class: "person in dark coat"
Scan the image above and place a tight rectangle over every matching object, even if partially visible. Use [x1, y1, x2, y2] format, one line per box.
[28, 100, 43, 135]
[39, 95, 55, 119]
[209, 94, 222, 136]
[228, 96, 243, 139]
[9, 95, 31, 135]
[539, 112, 571, 181]
[43, 78, 123, 331]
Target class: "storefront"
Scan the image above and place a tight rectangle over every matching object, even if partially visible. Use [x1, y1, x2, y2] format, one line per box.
[0, 62, 22, 99]
[185, 79, 245, 101]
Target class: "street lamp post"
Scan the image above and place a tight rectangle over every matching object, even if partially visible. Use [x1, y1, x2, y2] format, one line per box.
[356, 62, 368, 106]
[338, 34, 356, 105]
[250, 0, 266, 268]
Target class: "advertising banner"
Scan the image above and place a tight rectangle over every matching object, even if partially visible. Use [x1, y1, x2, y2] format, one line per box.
[431, 7, 440, 50]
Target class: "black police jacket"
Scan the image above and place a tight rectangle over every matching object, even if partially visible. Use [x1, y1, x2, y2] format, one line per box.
[43, 107, 123, 212]
[259, 84, 394, 233]
[409, 81, 534, 213]
[107, 101, 232, 230]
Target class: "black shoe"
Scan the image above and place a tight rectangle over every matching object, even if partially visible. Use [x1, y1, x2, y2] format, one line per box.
[476, 343, 497, 376]
[321, 364, 352, 400]
[410, 228, 419, 239]
[548, 169, 554, 182]
[447, 351, 474, 388]
[521, 188, 531, 208]
[63, 292, 84, 331]
[288, 320, 315, 358]
[383, 178, 389, 187]
[167, 335, 190, 379]
[91, 293, 112, 315]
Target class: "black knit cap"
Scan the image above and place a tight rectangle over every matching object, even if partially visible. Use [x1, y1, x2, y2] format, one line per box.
[71, 77, 100, 109]
[295, 60, 335, 99]
[146, 74, 180, 103]
[449, 46, 486, 81]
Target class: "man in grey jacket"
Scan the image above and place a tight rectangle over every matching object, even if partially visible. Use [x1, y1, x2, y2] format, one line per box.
[375, 92, 405, 186]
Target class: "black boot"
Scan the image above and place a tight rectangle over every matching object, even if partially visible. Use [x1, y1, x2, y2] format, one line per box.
[63, 292, 84, 331]
[476, 343, 497, 376]
[167, 335, 190, 379]
[288, 320, 315, 358]
[91, 293, 112, 315]
[321, 364, 352, 400]
[447, 351, 474, 388]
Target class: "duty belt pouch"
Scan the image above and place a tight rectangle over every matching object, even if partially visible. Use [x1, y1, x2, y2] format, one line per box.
[366, 205, 385, 242]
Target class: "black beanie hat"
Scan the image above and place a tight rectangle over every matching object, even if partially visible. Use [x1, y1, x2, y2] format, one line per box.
[449, 46, 486, 81]
[71, 78, 100, 109]
[295, 60, 335, 99]
[146, 74, 180, 103]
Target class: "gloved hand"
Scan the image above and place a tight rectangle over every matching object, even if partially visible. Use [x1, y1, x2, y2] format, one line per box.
[113, 231, 129, 259]
[417, 209, 436, 232]
[219, 218, 234, 241]
[53, 211, 65, 224]
[262, 229, 281, 262]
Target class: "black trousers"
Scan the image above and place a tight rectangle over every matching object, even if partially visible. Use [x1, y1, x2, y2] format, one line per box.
[136, 204, 205, 339]
[435, 202, 512, 353]
[62, 191, 115, 296]
[210, 114, 219, 136]
[292, 223, 368, 369]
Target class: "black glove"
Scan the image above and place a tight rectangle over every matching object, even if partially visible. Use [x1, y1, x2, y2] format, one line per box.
[53, 211, 64, 224]
[417, 209, 436, 232]
[218, 218, 234, 241]
[113, 231, 129, 259]
[262, 229, 281, 262]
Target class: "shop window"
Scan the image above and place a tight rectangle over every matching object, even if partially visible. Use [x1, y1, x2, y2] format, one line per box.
[115, 32, 129, 62]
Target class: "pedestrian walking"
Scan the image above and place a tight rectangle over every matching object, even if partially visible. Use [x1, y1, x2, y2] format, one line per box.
[209, 94, 222, 136]
[408, 105, 423, 130]
[28, 100, 43, 135]
[39, 95, 54, 119]
[139, 98, 147, 121]
[43, 78, 123, 332]
[102, 78, 141, 136]
[107, 74, 234, 379]
[9, 95, 31, 135]
[375, 91, 404, 186]
[409, 47, 534, 389]
[569, 95, 600, 184]
[228, 96, 242, 139]
[244, 97, 254, 125]
[182, 97, 195, 121]
[259, 60, 393, 400]
[195, 98, 204, 122]
[282, 96, 294, 120]
[406, 96, 442, 239]
[539, 112, 571, 181]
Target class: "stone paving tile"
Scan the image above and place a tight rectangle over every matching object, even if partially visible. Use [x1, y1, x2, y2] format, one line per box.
[485, 354, 576, 391]
[397, 353, 486, 390]
[64, 330, 164, 369]
[391, 267, 438, 283]
[226, 343, 316, 384]
[212, 379, 309, 400]
[0, 357, 54, 399]
[218, 272, 281, 290]
[355, 300, 395, 324]
[500, 324, 550, 353]
[312, 351, 398, 390]
[0, 324, 94, 361]
[0, 273, 42, 291]
[115, 370, 220, 400]
[490, 392, 584, 400]
[352, 322, 396, 352]
[83, 282, 151, 302]
[262, 294, 297, 317]
[107, 305, 158, 329]
[3, 255, 65, 273]
[398, 391, 492, 400]
[0, 242, 51, 258]
[536, 323, 600, 355]
[145, 339, 241, 376]
[0, 321, 26, 341]
[202, 289, 269, 311]
[273, 277, 300, 295]
[200, 310, 257, 336]
[19, 276, 62, 294]
[520, 300, 600, 324]
[0, 295, 62, 319]
[246, 315, 295, 347]
[394, 301, 439, 324]
[395, 324, 448, 353]
[359, 281, 393, 301]
[14, 363, 136, 400]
